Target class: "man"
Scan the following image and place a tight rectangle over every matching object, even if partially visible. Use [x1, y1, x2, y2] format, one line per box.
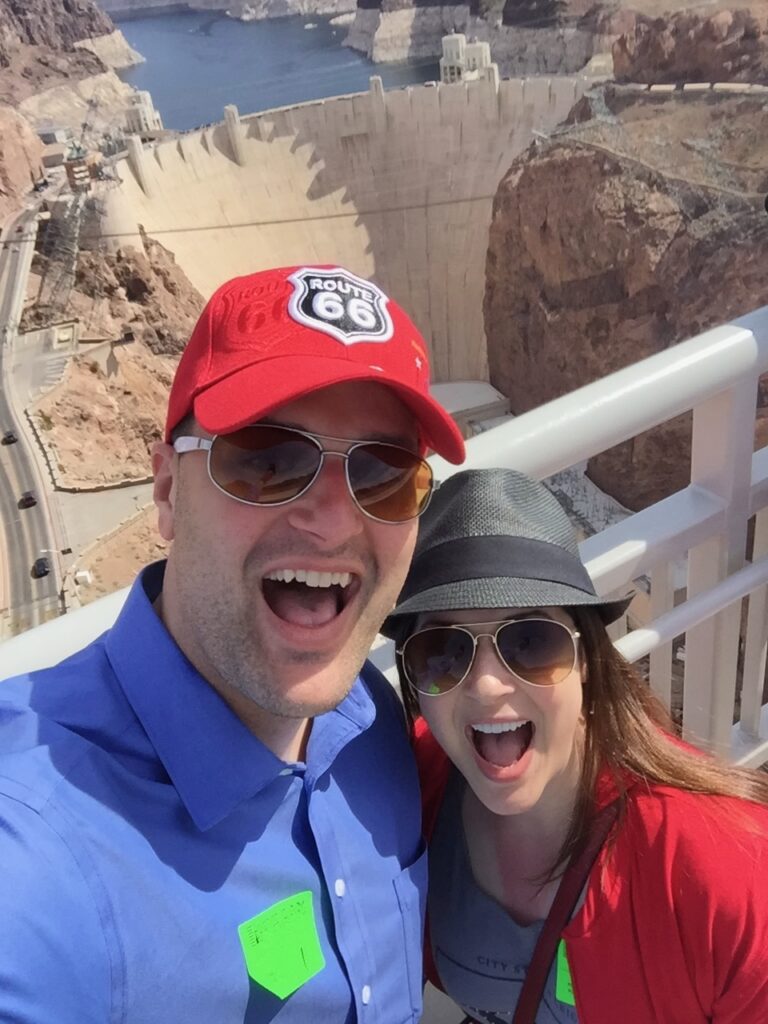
[0, 266, 464, 1023]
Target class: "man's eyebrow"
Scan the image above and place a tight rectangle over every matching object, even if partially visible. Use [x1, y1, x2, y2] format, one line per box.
[259, 417, 417, 448]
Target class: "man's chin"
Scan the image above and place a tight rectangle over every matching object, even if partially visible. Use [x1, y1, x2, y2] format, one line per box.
[266, 669, 359, 719]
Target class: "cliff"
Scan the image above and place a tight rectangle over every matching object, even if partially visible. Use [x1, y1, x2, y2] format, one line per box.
[0, 0, 113, 62]
[484, 86, 768, 510]
[0, 107, 44, 223]
[0, 0, 145, 217]
[74, 28, 144, 69]
[345, 0, 768, 71]
[344, 0, 632, 66]
[96, 0, 356, 18]
[17, 71, 137, 145]
[30, 233, 204, 489]
[227, 0, 356, 17]
[614, 7, 768, 82]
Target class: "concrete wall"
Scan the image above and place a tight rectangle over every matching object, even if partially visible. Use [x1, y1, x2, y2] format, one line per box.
[101, 75, 590, 382]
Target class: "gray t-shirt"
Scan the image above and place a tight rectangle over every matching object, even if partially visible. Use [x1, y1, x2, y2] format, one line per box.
[429, 771, 579, 1024]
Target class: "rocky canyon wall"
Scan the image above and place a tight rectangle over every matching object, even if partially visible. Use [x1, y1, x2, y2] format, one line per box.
[96, 0, 356, 17]
[484, 85, 768, 510]
[100, 75, 590, 382]
[0, 108, 43, 222]
[344, 2, 616, 69]
[613, 7, 768, 83]
[0, 0, 113, 61]
[0, 0, 140, 217]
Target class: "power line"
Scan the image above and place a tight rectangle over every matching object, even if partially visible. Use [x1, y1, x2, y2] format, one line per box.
[3, 168, 764, 250]
[4, 181, 765, 248]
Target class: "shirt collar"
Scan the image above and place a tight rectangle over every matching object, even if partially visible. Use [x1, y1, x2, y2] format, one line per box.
[105, 561, 375, 831]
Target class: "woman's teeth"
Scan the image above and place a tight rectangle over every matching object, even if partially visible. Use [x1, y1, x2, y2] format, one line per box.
[471, 721, 530, 735]
[263, 569, 352, 588]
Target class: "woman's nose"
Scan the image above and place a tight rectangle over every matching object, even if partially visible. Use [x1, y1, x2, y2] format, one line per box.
[463, 636, 518, 699]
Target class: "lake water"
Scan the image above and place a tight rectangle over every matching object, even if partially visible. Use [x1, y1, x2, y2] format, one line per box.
[117, 10, 439, 131]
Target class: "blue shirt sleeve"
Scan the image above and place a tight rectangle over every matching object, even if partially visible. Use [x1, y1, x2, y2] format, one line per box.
[0, 796, 113, 1022]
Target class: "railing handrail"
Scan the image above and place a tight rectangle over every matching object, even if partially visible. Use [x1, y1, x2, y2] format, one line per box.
[4, 305, 768, 769]
[430, 307, 768, 482]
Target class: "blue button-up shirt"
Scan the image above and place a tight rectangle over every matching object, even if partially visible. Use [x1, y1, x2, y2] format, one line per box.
[0, 563, 426, 1023]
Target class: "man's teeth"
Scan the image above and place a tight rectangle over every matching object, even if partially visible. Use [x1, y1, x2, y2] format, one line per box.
[471, 721, 530, 734]
[263, 569, 352, 588]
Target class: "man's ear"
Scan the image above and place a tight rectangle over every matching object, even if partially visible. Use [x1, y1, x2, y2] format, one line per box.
[152, 441, 177, 542]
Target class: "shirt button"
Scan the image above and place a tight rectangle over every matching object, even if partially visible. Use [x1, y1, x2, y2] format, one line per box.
[334, 878, 346, 898]
[279, 768, 293, 776]
[361, 985, 371, 1005]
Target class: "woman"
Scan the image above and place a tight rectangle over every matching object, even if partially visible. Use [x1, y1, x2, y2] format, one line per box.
[382, 468, 768, 1024]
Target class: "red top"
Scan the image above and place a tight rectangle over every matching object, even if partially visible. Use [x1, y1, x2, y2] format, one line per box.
[414, 716, 768, 1023]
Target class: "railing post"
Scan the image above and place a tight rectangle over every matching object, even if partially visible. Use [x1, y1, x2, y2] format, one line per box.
[739, 508, 768, 737]
[684, 380, 756, 753]
[649, 561, 675, 709]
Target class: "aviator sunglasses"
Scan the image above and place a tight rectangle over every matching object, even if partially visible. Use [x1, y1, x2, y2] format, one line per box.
[173, 423, 434, 524]
[397, 617, 581, 696]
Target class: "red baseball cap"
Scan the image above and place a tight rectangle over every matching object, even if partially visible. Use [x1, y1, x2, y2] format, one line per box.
[165, 265, 465, 463]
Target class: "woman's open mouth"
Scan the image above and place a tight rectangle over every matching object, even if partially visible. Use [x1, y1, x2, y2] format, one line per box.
[469, 720, 535, 769]
[261, 568, 360, 628]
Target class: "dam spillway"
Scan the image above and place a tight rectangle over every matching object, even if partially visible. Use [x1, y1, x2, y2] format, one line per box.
[101, 74, 590, 381]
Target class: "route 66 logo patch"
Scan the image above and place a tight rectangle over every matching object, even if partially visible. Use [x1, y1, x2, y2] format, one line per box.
[287, 267, 394, 345]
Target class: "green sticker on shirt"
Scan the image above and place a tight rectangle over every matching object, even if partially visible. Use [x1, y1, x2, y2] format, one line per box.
[556, 939, 576, 1007]
[238, 891, 326, 999]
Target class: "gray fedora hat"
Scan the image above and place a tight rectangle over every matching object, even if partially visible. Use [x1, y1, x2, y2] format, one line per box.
[382, 468, 632, 639]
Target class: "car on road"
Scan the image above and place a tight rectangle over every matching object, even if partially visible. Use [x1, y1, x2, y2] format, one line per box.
[31, 556, 50, 579]
[18, 491, 37, 509]
[1, 431, 17, 445]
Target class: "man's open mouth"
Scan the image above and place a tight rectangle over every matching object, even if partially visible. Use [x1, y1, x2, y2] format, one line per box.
[262, 568, 359, 627]
[469, 720, 534, 768]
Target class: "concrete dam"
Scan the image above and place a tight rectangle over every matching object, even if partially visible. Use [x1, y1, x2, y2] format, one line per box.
[101, 74, 590, 382]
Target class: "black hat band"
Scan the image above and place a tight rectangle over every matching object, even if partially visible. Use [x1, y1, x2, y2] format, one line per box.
[400, 535, 598, 603]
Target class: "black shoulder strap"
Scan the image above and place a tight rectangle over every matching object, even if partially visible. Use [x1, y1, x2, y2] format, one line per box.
[511, 800, 619, 1024]
[455, 801, 619, 1024]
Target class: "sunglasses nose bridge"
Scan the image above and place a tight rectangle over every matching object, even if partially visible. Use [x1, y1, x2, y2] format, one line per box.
[314, 450, 361, 512]
[472, 631, 522, 687]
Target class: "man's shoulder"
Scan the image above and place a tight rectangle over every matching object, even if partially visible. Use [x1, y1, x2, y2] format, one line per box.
[0, 635, 136, 810]
[358, 658, 406, 724]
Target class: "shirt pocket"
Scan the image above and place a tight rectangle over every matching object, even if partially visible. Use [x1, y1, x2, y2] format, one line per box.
[392, 843, 429, 1021]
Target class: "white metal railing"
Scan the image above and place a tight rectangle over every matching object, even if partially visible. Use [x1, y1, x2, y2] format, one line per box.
[3, 306, 768, 767]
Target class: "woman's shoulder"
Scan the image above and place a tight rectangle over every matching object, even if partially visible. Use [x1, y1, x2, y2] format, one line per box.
[412, 718, 452, 840]
[617, 782, 768, 889]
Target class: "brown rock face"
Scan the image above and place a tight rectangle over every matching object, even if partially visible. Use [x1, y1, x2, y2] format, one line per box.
[28, 232, 205, 489]
[613, 7, 768, 83]
[0, 107, 43, 222]
[34, 341, 178, 489]
[0, 0, 118, 213]
[72, 233, 205, 355]
[0, 0, 113, 67]
[484, 88, 768, 510]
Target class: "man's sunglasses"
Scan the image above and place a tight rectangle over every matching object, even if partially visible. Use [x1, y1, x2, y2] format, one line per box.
[397, 617, 581, 696]
[173, 424, 434, 524]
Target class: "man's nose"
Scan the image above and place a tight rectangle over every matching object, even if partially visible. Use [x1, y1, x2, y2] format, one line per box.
[284, 452, 365, 544]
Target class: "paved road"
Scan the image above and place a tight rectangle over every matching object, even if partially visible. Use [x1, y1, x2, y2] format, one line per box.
[0, 209, 62, 635]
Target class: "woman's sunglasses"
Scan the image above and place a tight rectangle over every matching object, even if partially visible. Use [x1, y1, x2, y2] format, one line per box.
[397, 617, 581, 696]
[173, 424, 434, 524]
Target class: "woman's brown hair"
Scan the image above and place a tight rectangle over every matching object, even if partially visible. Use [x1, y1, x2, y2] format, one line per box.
[555, 606, 768, 877]
[397, 605, 768, 878]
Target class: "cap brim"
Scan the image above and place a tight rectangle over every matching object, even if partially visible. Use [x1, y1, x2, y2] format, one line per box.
[193, 354, 466, 464]
[381, 577, 634, 640]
